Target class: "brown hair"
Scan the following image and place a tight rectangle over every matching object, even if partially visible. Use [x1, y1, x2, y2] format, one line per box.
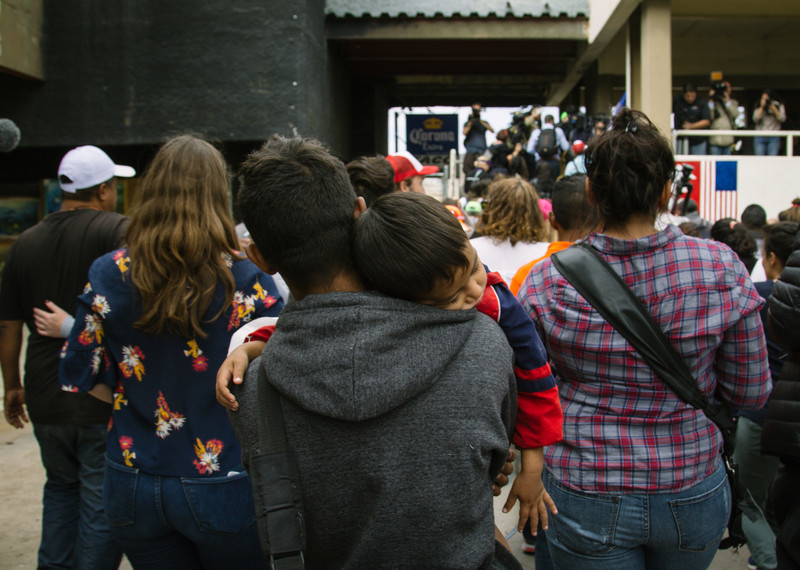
[61, 183, 105, 203]
[346, 155, 395, 207]
[353, 192, 470, 302]
[476, 176, 546, 245]
[126, 135, 239, 338]
[778, 198, 800, 222]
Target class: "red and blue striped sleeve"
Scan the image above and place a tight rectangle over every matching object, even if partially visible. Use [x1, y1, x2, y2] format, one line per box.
[478, 271, 563, 448]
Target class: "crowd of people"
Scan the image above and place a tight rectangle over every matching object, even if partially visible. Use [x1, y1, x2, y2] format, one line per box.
[463, 103, 608, 199]
[1, 105, 799, 570]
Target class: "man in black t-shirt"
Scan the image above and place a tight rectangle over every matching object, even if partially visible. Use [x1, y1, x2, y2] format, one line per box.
[0, 145, 133, 569]
[673, 82, 711, 155]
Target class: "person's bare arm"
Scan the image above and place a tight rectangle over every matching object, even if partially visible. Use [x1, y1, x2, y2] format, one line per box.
[0, 320, 28, 428]
[216, 341, 266, 411]
[88, 383, 112, 404]
[33, 300, 72, 338]
[683, 118, 710, 130]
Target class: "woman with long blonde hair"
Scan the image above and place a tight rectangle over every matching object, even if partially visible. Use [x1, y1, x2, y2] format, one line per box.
[59, 135, 283, 568]
[471, 176, 551, 284]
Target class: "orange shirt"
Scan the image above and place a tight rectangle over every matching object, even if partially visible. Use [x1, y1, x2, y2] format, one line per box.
[509, 241, 572, 296]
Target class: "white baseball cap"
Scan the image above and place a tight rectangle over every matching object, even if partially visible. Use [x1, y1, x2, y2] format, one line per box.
[58, 145, 136, 192]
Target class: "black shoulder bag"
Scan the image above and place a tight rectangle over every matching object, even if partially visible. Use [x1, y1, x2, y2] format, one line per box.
[551, 242, 761, 550]
[248, 363, 306, 569]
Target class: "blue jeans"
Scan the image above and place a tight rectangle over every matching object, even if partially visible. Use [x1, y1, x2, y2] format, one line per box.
[709, 144, 732, 155]
[543, 465, 730, 569]
[754, 136, 781, 156]
[104, 457, 267, 569]
[33, 423, 121, 570]
[734, 417, 779, 570]
[678, 138, 707, 155]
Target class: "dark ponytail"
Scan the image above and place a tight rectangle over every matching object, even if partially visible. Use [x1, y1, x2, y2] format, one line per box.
[584, 108, 675, 228]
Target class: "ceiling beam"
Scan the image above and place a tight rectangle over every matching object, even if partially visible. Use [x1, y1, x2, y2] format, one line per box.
[327, 17, 587, 41]
[547, 0, 641, 105]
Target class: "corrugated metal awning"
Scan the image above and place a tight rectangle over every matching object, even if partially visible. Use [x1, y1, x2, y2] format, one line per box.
[325, 0, 589, 19]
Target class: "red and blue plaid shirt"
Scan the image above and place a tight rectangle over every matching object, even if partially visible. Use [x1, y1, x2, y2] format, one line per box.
[518, 225, 771, 493]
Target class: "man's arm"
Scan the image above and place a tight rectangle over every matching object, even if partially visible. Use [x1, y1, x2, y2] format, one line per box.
[481, 120, 495, 134]
[0, 319, 28, 428]
[726, 99, 740, 121]
[685, 118, 710, 130]
[557, 128, 569, 152]
[526, 130, 539, 155]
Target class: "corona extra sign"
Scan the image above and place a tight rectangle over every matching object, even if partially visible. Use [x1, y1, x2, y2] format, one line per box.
[406, 114, 458, 156]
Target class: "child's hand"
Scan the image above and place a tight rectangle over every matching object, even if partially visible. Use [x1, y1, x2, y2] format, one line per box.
[502, 447, 557, 533]
[216, 341, 264, 411]
[503, 470, 557, 533]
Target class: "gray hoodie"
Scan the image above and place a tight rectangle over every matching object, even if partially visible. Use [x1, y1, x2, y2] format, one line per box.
[230, 291, 516, 569]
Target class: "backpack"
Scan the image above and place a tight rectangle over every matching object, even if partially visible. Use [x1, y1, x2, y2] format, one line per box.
[535, 128, 558, 158]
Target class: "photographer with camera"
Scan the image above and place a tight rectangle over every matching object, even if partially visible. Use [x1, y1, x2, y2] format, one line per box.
[753, 89, 787, 156]
[708, 80, 740, 155]
[673, 83, 710, 155]
[462, 102, 495, 174]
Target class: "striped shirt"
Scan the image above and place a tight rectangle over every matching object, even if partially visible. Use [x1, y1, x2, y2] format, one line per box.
[518, 225, 771, 493]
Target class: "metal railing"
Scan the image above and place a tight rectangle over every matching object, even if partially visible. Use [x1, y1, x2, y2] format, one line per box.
[672, 129, 800, 157]
[438, 131, 800, 201]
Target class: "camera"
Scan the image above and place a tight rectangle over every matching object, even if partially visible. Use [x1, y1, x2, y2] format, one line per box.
[712, 82, 727, 102]
[764, 98, 773, 108]
[671, 163, 695, 215]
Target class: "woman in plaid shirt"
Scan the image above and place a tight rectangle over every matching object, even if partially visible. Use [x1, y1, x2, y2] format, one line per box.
[518, 108, 771, 569]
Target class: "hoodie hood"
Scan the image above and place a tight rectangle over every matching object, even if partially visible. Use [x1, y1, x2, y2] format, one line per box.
[262, 291, 480, 422]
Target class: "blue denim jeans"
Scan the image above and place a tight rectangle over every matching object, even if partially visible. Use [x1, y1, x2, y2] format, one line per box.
[754, 136, 781, 156]
[709, 144, 732, 155]
[677, 138, 707, 156]
[33, 423, 121, 570]
[734, 417, 779, 570]
[104, 457, 267, 569]
[543, 465, 730, 569]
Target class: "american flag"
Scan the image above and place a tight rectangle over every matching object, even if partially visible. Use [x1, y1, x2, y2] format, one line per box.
[679, 160, 739, 222]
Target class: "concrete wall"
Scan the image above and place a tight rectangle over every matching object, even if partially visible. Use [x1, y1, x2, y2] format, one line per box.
[0, 0, 331, 151]
[0, 0, 43, 79]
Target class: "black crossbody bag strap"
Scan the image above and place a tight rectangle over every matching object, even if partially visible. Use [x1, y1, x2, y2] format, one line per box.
[550, 243, 736, 448]
[249, 362, 306, 570]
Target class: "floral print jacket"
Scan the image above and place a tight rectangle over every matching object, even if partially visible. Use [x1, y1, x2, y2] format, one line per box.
[59, 249, 283, 477]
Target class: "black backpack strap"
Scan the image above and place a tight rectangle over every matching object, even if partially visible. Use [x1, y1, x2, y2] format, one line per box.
[550, 242, 736, 447]
[249, 361, 306, 569]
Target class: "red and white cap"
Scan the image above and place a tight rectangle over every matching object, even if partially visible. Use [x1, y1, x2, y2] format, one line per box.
[572, 140, 586, 154]
[385, 151, 438, 183]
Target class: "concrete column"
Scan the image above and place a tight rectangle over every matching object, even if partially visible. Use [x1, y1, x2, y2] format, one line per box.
[638, 0, 672, 136]
[589, 74, 618, 117]
[627, 13, 641, 111]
